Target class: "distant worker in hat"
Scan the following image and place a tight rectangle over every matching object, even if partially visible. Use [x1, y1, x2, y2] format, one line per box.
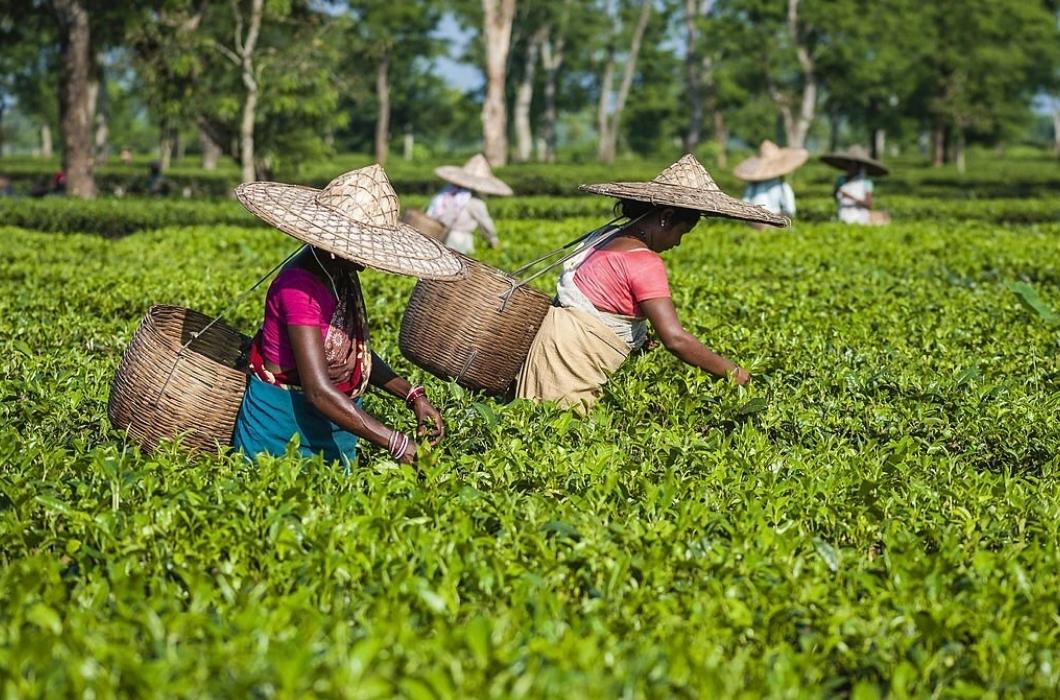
[734, 140, 808, 225]
[517, 155, 788, 412]
[821, 145, 891, 225]
[426, 153, 513, 255]
[232, 164, 465, 467]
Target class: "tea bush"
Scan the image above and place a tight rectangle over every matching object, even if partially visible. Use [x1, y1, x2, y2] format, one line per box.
[3, 191, 1058, 238]
[1, 169, 1059, 696]
[3, 149, 1057, 199]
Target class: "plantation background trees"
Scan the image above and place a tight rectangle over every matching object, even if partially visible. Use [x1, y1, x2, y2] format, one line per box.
[0, 0, 1057, 180]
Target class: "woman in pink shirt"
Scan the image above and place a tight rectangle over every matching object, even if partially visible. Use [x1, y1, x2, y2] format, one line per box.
[232, 164, 465, 467]
[518, 155, 788, 410]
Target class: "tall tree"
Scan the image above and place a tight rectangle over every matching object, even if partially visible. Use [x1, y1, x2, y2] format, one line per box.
[52, 0, 95, 197]
[211, 0, 264, 183]
[538, 23, 564, 163]
[596, 0, 652, 164]
[480, 0, 516, 165]
[134, 0, 344, 178]
[512, 24, 546, 162]
[911, 0, 1058, 169]
[778, 0, 816, 148]
[340, 0, 441, 165]
[681, 0, 724, 153]
[0, 6, 59, 159]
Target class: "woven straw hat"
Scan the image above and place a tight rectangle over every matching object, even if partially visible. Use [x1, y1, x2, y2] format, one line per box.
[820, 145, 889, 177]
[733, 140, 809, 182]
[579, 154, 789, 227]
[434, 154, 514, 196]
[235, 164, 465, 280]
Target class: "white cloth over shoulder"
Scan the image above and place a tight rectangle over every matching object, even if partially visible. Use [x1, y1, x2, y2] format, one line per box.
[555, 229, 647, 351]
[742, 178, 796, 217]
[426, 185, 498, 254]
[835, 170, 875, 224]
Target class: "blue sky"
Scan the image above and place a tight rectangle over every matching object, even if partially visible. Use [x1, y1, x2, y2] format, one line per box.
[433, 13, 482, 92]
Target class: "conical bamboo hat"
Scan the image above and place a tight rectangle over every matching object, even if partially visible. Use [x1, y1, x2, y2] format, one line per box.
[434, 154, 514, 196]
[235, 164, 466, 280]
[579, 154, 789, 227]
[820, 145, 889, 177]
[733, 140, 809, 181]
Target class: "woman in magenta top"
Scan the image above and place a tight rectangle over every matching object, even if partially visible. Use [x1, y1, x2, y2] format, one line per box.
[232, 247, 445, 467]
[231, 163, 462, 468]
[518, 154, 787, 410]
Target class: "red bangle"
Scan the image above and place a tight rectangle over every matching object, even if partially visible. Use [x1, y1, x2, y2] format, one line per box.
[405, 385, 426, 408]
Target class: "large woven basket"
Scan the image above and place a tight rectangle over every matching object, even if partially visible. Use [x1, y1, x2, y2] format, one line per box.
[400, 208, 447, 241]
[108, 305, 251, 453]
[400, 255, 551, 395]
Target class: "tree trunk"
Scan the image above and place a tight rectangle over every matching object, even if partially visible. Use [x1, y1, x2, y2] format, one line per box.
[539, 25, 565, 163]
[514, 28, 544, 163]
[54, 0, 96, 198]
[712, 108, 727, 167]
[931, 119, 946, 166]
[0, 103, 4, 156]
[954, 126, 966, 174]
[200, 125, 221, 170]
[827, 111, 840, 151]
[596, 44, 615, 163]
[234, 0, 264, 183]
[784, 0, 816, 148]
[1053, 100, 1059, 159]
[598, 0, 651, 164]
[403, 126, 414, 160]
[159, 124, 174, 171]
[481, 0, 517, 167]
[374, 51, 390, 165]
[91, 52, 108, 163]
[41, 123, 54, 158]
[872, 128, 886, 160]
[682, 0, 703, 153]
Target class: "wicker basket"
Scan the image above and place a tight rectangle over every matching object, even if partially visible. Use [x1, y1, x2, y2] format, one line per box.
[401, 208, 447, 240]
[400, 255, 551, 396]
[108, 305, 251, 453]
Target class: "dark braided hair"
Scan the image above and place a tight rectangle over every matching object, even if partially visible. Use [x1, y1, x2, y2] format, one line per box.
[612, 198, 700, 228]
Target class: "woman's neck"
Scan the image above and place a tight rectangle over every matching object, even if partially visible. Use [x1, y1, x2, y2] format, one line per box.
[602, 226, 650, 252]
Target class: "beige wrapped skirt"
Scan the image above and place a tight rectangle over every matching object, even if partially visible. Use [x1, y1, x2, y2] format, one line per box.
[516, 306, 630, 412]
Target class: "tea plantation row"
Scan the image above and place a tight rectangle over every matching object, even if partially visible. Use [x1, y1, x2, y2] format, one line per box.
[3, 150, 1057, 199]
[3, 193, 1059, 238]
[1, 200, 1059, 696]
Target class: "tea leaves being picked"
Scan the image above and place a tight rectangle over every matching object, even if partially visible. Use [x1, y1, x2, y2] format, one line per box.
[1, 164, 1059, 697]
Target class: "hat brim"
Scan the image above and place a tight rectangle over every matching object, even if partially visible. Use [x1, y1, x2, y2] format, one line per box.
[578, 181, 789, 227]
[820, 154, 889, 177]
[733, 148, 809, 181]
[434, 166, 514, 196]
[235, 182, 466, 281]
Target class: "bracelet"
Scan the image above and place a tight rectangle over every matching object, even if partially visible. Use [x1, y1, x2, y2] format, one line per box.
[387, 430, 411, 460]
[405, 385, 426, 408]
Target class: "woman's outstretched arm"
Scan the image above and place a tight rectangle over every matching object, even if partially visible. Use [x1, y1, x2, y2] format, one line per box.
[640, 297, 750, 385]
[287, 325, 416, 462]
[368, 351, 445, 444]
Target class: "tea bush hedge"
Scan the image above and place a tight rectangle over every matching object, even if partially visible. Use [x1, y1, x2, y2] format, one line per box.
[3, 150, 1057, 199]
[3, 191, 1058, 238]
[1, 182, 1059, 696]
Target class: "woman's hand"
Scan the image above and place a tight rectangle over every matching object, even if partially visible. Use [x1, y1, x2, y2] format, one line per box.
[731, 367, 751, 385]
[411, 397, 445, 446]
[396, 438, 417, 464]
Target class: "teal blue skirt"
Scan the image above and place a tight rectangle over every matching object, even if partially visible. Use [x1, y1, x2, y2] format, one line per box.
[232, 375, 360, 470]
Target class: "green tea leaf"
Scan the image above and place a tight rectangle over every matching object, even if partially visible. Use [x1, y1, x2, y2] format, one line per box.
[813, 537, 840, 573]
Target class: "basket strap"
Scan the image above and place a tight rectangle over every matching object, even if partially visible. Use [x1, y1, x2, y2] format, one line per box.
[510, 209, 653, 289]
[509, 216, 623, 277]
[151, 245, 304, 407]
